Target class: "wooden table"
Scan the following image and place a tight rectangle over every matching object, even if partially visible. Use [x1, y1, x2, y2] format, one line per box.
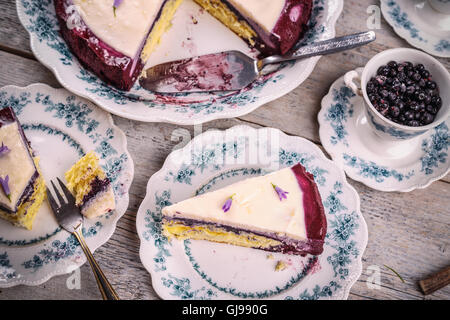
[0, 0, 449, 300]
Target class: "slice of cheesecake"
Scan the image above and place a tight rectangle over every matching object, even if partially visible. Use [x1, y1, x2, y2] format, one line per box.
[0, 107, 46, 230]
[162, 163, 327, 256]
[193, 0, 313, 56]
[54, 0, 183, 91]
[65, 152, 115, 219]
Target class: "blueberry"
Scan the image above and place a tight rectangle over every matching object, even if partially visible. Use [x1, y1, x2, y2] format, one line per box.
[415, 64, 425, 72]
[375, 75, 387, 86]
[408, 120, 420, 127]
[418, 79, 426, 88]
[421, 113, 434, 125]
[367, 82, 376, 93]
[426, 105, 438, 114]
[388, 61, 398, 68]
[380, 89, 389, 98]
[406, 86, 416, 95]
[421, 70, 430, 78]
[412, 73, 422, 82]
[409, 101, 420, 111]
[389, 106, 400, 118]
[399, 83, 407, 93]
[405, 111, 414, 120]
[417, 92, 426, 101]
[426, 81, 437, 90]
[432, 96, 442, 108]
[388, 92, 397, 102]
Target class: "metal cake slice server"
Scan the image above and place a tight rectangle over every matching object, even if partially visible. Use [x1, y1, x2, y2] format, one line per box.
[46, 178, 120, 300]
[139, 31, 376, 93]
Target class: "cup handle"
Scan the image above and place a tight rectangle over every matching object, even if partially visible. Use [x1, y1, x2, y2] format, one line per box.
[344, 70, 363, 96]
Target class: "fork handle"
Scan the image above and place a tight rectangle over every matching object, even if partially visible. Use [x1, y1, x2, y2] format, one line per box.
[259, 31, 376, 67]
[73, 228, 120, 300]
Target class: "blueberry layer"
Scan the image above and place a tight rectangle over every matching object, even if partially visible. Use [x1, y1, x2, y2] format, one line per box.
[80, 176, 111, 207]
[163, 214, 323, 256]
[215, 0, 312, 56]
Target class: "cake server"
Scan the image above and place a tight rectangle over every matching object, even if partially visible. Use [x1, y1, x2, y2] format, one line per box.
[139, 31, 376, 93]
[46, 178, 120, 300]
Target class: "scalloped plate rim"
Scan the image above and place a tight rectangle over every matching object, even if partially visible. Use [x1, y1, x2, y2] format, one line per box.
[380, 0, 450, 58]
[0, 83, 134, 288]
[136, 125, 368, 300]
[16, 0, 344, 125]
[318, 70, 450, 193]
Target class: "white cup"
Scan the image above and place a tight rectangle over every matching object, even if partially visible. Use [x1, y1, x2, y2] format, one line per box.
[429, 0, 450, 14]
[344, 48, 450, 141]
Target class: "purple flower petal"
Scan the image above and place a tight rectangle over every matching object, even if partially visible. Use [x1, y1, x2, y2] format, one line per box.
[113, 0, 123, 16]
[0, 142, 10, 157]
[113, 0, 123, 8]
[0, 175, 11, 201]
[272, 183, 289, 201]
[222, 194, 235, 213]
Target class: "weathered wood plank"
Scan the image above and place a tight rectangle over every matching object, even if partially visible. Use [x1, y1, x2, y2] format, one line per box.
[0, 0, 448, 300]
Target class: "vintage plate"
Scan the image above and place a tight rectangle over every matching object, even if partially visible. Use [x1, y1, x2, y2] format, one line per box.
[0, 84, 134, 287]
[318, 69, 450, 192]
[17, 0, 343, 124]
[381, 0, 450, 58]
[136, 125, 368, 300]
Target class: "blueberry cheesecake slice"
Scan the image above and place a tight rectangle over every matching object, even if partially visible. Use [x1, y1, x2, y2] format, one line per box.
[55, 0, 184, 91]
[162, 163, 327, 256]
[65, 152, 115, 219]
[0, 107, 46, 230]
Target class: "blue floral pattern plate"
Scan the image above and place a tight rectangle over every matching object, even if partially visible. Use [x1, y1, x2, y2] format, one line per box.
[381, 0, 450, 58]
[0, 84, 134, 287]
[318, 69, 450, 192]
[136, 125, 368, 299]
[16, 0, 343, 124]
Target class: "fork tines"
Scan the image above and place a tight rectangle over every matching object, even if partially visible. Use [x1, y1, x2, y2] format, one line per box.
[46, 177, 76, 212]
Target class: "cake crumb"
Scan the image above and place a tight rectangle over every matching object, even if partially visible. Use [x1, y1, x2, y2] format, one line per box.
[266, 254, 274, 260]
[275, 260, 287, 272]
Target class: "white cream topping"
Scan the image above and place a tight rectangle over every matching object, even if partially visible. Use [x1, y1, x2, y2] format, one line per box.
[162, 167, 307, 240]
[72, 0, 165, 58]
[228, 0, 285, 32]
[0, 123, 36, 211]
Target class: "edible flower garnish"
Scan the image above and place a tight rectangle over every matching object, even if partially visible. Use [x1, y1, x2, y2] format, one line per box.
[113, 0, 123, 17]
[272, 183, 288, 201]
[0, 175, 11, 201]
[222, 194, 235, 213]
[0, 142, 10, 157]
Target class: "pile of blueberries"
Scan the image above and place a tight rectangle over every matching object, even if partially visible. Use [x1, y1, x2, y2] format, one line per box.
[366, 61, 442, 127]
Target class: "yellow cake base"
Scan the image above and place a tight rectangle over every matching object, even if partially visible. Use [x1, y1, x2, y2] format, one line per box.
[65, 151, 106, 207]
[163, 220, 281, 249]
[0, 157, 46, 230]
[193, 0, 257, 46]
[141, 0, 185, 62]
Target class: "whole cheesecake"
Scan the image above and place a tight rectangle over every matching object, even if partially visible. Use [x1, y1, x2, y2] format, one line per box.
[55, 0, 313, 91]
[162, 163, 327, 256]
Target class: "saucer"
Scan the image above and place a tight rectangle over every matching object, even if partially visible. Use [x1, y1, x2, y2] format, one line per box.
[318, 69, 450, 192]
[381, 0, 450, 58]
